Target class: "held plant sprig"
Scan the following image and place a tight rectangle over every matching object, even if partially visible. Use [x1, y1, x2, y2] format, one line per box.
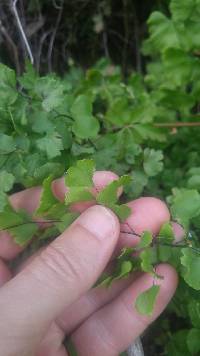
[0, 159, 200, 316]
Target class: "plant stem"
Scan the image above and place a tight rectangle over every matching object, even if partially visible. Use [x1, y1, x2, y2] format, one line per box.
[154, 122, 200, 128]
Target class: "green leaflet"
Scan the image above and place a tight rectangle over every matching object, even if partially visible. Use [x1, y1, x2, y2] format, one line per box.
[187, 328, 200, 355]
[0, 204, 38, 246]
[36, 175, 59, 216]
[143, 148, 163, 177]
[109, 203, 131, 222]
[96, 175, 131, 205]
[71, 95, 99, 139]
[0, 63, 18, 106]
[9, 222, 38, 246]
[65, 188, 94, 205]
[65, 159, 95, 205]
[36, 134, 64, 159]
[158, 222, 175, 243]
[145, 11, 180, 54]
[171, 189, 200, 227]
[137, 231, 153, 249]
[188, 300, 200, 329]
[181, 248, 200, 290]
[135, 285, 160, 316]
[140, 248, 155, 273]
[96, 175, 132, 221]
[0, 171, 15, 192]
[35, 77, 65, 112]
[65, 159, 95, 187]
[0, 192, 7, 212]
[0, 134, 16, 154]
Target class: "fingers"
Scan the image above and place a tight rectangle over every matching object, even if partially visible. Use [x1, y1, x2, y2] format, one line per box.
[56, 274, 136, 334]
[0, 259, 11, 287]
[172, 222, 185, 243]
[55, 216, 183, 335]
[126, 197, 170, 235]
[71, 264, 178, 356]
[56, 198, 172, 333]
[116, 197, 170, 253]
[0, 171, 119, 261]
[0, 205, 119, 355]
[36, 322, 66, 356]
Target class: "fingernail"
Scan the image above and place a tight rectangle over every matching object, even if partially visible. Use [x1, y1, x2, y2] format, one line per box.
[77, 205, 118, 240]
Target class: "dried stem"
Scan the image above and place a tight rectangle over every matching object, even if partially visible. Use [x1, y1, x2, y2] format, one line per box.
[12, 0, 34, 64]
[0, 19, 20, 74]
[154, 122, 200, 128]
[47, 0, 63, 72]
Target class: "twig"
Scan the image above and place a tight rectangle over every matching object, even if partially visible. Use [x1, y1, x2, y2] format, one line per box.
[47, 0, 63, 72]
[154, 122, 200, 128]
[12, 0, 34, 64]
[36, 29, 52, 72]
[108, 122, 200, 133]
[0, 19, 20, 75]
[1, 219, 61, 231]
[133, 5, 142, 74]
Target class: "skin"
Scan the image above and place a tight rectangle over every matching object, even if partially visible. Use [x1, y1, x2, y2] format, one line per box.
[0, 171, 182, 356]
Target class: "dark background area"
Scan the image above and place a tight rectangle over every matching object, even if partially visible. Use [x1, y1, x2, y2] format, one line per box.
[0, 0, 168, 76]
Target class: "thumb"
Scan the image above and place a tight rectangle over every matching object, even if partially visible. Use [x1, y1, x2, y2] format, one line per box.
[0, 206, 119, 354]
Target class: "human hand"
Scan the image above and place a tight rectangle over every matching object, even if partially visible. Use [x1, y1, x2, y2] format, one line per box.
[0, 171, 180, 356]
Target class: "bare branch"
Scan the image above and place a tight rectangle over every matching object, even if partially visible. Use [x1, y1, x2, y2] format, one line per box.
[12, 0, 34, 64]
[47, 0, 63, 72]
[36, 29, 52, 72]
[0, 19, 20, 74]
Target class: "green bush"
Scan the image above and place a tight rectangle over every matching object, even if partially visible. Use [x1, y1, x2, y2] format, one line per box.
[1, 0, 200, 354]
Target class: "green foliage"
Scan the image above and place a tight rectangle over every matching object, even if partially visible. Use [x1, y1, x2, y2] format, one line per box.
[135, 285, 160, 316]
[96, 175, 132, 221]
[0, 203, 38, 246]
[181, 248, 200, 290]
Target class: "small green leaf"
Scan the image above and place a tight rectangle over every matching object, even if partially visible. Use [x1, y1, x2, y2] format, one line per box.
[187, 328, 200, 355]
[135, 285, 160, 316]
[96, 176, 131, 221]
[109, 204, 131, 222]
[140, 248, 156, 273]
[157, 245, 172, 262]
[137, 231, 153, 249]
[65, 187, 94, 205]
[9, 222, 38, 246]
[0, 192, 8, 212]
[143, 148, 163, 177]
[36, 134, 63, 159]
[171, 189, 200, 227]
[0, 134, 16, 154]
[158, 222, 175, 243]
[181, 248, 200, 290]
[65, 159, 95, 188]
[188, 300, 200, 329]
[0, 205, 38, 246]
[0, 171, 15, 192]
[96, 175, 131, 205]
[36, 175, 59, 216]
[113, 260, 133, 282]
[71, 94, 99, 139]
